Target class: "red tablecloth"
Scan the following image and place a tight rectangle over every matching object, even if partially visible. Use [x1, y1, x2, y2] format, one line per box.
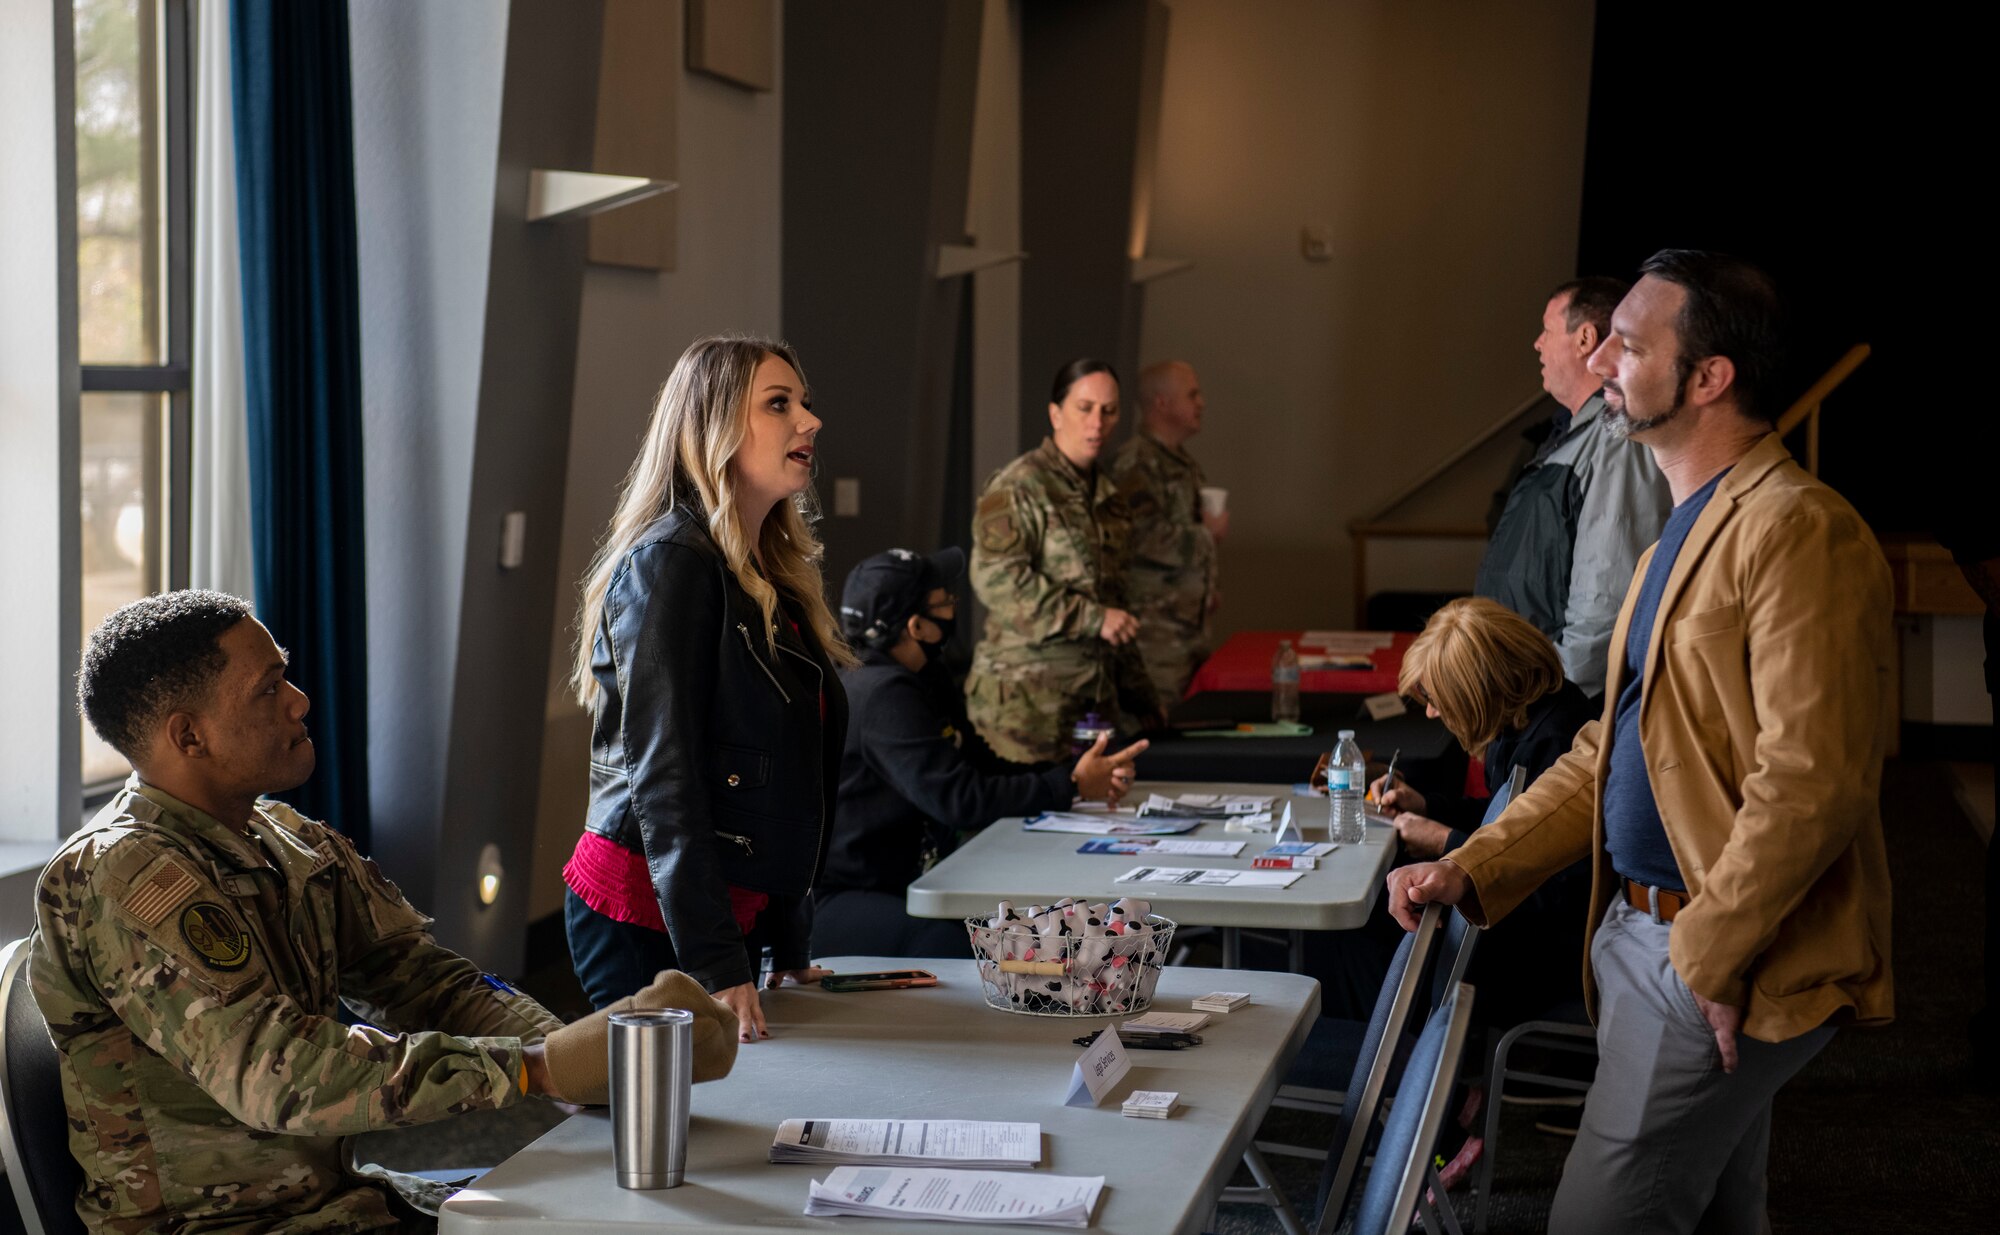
[1186, 629, 1413, 698]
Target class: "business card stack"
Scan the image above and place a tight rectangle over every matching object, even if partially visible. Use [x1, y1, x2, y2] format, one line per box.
[1121, 1090, 1180, 1119]
[1120, 1011, 1210, 1036]
[1192, 991, 1250, 1014]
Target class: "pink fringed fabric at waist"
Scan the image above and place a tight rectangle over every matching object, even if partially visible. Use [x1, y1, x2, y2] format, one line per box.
[564, 830, 768, 936]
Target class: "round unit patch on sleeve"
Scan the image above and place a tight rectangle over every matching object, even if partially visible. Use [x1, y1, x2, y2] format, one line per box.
[179, 902, 254, 971]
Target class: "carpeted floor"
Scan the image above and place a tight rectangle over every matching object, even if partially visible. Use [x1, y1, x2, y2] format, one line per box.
[358, 758, 2000, 1232]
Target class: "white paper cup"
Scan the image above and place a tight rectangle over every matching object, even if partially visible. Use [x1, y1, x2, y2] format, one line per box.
[1199, 487, 1228, 518]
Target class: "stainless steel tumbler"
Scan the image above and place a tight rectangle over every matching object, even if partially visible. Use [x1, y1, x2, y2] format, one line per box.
[609, 1008, 693, 1189]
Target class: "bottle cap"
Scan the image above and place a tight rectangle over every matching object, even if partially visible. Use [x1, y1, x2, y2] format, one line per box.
[1338, 729, 1356, 740]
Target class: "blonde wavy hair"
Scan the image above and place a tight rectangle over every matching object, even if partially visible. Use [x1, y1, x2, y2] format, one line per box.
[571, 335, 854, 708]
[1398, 597, 1565, 755]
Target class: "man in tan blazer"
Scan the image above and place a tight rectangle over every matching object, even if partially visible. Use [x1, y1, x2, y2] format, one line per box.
[1389, 250, 1893, 1235]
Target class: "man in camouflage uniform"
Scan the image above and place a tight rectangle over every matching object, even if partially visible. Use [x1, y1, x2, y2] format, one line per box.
[969, 434, 1164, 765]
[1110, 360, 1223, 700]
[30, 591, 576, 1234]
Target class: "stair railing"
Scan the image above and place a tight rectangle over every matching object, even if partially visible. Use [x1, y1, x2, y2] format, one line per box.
[1346, 344, 1872, 625]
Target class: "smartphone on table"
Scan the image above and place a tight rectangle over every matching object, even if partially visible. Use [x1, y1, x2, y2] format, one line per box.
[819, 969, 939, 992]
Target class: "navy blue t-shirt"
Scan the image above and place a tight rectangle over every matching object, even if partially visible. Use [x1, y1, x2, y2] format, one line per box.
[1602, 469, 1727, 891]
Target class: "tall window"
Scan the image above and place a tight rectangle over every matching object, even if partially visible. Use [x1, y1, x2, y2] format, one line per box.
[74, 0, 193, 791]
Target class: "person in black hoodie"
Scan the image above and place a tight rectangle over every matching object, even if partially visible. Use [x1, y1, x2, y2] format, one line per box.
[815, 548, 1148, 958]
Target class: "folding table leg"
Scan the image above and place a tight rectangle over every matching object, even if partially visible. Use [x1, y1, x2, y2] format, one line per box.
[1422, 1164, 1465, 1234]
[1215, 1145, 1306, 1235]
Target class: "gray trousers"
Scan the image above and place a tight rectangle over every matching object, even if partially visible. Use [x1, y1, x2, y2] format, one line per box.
[1549, 897, 1834, 1235]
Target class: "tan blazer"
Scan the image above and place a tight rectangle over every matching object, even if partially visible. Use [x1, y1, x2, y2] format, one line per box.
[1448, 433, 1894, 1043]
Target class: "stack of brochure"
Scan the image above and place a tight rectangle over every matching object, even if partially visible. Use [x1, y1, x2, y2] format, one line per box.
[1121, 1090, 1180, 1119]
[805, 1167, 1105, 1227]
[1024, 812, 1201, 836]
[1136, 792, 1276, 819]
[770, 1119, 1040, 1170]
[1193, 991, 1250, 1014]
[1120, 1011, 1209, 1036]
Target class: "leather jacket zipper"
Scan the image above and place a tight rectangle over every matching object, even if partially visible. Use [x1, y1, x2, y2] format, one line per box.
[715, 829, 755, 857]
[776, 642, 827, 897]
[736, 622, 792, 703]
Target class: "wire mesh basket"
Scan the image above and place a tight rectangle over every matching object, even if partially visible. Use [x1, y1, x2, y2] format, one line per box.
[965, 909, 1176, 1017]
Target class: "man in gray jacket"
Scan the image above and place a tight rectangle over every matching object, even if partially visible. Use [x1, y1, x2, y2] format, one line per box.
[1476, 277, 1672, 700]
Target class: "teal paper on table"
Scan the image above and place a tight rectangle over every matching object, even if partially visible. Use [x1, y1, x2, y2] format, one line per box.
[1064, 1028, 1132, 1107]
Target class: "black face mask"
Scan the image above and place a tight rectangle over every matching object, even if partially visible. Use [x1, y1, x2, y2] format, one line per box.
[918, 614, 957, 662]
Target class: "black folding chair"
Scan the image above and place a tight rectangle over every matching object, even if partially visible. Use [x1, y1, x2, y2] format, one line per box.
[0, 937, 88, 1235]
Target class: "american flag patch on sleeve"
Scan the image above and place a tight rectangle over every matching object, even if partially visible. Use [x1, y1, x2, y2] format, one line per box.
[125, 858, 199, 926]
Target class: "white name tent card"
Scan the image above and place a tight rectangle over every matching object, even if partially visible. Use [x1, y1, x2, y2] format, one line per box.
[1362, 691, 1407, 719]
[1221, 800, 1295, 838]
[1064, 1028, 1131, 1108]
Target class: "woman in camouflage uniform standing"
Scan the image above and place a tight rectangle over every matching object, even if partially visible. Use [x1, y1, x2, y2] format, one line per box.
[966, 359, 1165, 764]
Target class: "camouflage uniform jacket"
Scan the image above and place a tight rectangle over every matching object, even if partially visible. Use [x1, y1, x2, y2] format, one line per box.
[967, 437, 1163, 763]
[29, 780, 566, 1235]
[1108, 430, 1217, 699]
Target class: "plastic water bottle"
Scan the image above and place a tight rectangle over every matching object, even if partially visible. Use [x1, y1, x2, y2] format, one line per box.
[1327, 729, 1366, 844]
[1270, 639, 1301, 723]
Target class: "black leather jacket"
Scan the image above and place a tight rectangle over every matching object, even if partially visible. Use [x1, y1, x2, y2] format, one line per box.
[583, 506, 848, 992]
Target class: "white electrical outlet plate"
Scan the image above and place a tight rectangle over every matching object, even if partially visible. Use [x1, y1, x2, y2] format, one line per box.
[1301, 223, 1334, 262]
[499, 511, 527, 569]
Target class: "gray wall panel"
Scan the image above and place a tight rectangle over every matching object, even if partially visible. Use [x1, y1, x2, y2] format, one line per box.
[782, 0, 983, 589]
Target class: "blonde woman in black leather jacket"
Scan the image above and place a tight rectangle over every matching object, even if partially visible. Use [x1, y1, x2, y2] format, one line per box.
[562, 335, 852, 1043]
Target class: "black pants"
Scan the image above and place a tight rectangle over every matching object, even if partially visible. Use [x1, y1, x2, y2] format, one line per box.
[810, 888, 969, 960]
[564, 889, 685, 1011]
[1306, 851, 1586, 1033]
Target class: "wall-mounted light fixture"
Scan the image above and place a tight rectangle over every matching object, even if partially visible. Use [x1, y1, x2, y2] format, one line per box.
[477, 843, 505, 907]
[526, 170, 677, 223]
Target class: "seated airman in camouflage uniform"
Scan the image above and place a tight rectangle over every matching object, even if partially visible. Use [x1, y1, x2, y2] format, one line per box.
[1109, 361, 1224, 701]
[28, 591, 722, 1234]
[968, 359, 1164, 764]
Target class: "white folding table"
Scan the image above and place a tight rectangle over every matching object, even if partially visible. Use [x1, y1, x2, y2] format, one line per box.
[438, 958, 1319, 1235]
[905, 781, 1397, 969]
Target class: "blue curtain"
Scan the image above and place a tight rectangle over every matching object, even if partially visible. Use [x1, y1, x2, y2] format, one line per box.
[231, 0, 370, 847]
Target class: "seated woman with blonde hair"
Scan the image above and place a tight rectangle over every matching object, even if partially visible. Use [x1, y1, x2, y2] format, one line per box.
[1367, 597, 1600, 1171]
[1313, 597, 1596, 1029]
[1373, 596, 1598, 862]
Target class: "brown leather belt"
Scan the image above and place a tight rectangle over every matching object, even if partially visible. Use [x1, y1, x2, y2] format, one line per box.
[1623, 877, 1690, 923]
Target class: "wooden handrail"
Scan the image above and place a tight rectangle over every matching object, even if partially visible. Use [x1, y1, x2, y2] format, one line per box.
[1355, 388, 1547, 527]
[1776, 343, 1869, 437]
